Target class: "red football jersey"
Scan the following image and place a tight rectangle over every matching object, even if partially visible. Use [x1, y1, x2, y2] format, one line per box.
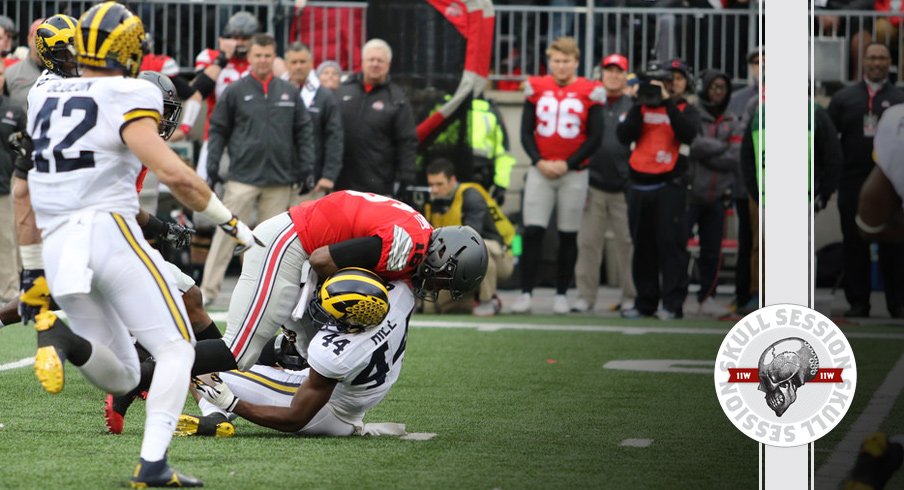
[524, 75, 605, 163]
[289, 191, 434, 281]
[194, 49, 250, 140]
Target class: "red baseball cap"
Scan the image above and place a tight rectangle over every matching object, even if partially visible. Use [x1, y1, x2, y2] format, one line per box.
[601, 53, 628, 71]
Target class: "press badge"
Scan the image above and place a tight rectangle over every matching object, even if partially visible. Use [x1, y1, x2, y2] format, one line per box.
[864, 113, 878, 137]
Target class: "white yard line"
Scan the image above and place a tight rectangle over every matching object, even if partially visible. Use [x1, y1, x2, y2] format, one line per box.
[0, 357, 33, 372]
[620, 438, 654, 448]
[815, 353, 904, 488]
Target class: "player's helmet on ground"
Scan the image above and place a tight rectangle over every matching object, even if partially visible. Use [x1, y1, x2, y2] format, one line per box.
[222, 11, 259, 39]
[35, 14, 78, 77]
[76, 2, 147, 78]
[272, 331, 307, 371]
[138, 70, 183, 140]
[413, 225, 488, 301]
[308, 268, 390, 334]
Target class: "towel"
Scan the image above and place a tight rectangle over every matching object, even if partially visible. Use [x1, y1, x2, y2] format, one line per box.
[300, 70, 320, 108]
[290, 260, 317, 321]
[51, 211, 96, 297]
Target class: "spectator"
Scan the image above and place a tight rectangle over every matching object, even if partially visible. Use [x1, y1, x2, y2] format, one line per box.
[687, 69, 739, 317]
[2, 18, 43, 110]
[424, 159, 515, 316]
[199, 33, 315, 305]
[573, 53, 637, 314]
[0, 72, 25, 303]
[334, 39, 418, 198]
[0, 15, 17, 63]
[827, 42, 904, 318]
[139, 34, 193, 100]
[667, 58, 695, 104]
[283, 42, 344, 203]
[616, 60, 700, 319]
[812, 102, 843, 213]
[317, 60, 342, 90]
[513, 36, 604, 315]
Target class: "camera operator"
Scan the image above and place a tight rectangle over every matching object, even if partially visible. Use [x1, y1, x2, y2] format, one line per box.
[616, 60, 700, 320]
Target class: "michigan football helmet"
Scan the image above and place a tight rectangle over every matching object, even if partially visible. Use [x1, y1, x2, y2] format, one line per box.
[308, 268, 390, 334]
[138, 71, 183, 140]
[35, 14, 78, 78]
[412, 225, 488, 301]
[76, 2, 147, 78]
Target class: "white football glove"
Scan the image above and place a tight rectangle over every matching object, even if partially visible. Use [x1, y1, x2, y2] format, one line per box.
[218, 215, 265, 255]
[192, 375, 239, 412]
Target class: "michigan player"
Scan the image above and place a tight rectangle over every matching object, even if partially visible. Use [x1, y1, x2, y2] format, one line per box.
[184, 268, 411, 437]
[26, 2, 261, 486]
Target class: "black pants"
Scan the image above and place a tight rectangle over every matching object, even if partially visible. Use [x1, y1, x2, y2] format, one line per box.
[688, 200, 726, 303]
[838, 179, 904, 315]
[734, 197, 752, 307]
[628, 183, 690, 314]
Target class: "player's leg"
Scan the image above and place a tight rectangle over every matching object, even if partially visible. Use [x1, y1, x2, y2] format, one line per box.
[513, 167, 556, 313]
[163, 261, 220, 339]
[553, 170, 589, 313]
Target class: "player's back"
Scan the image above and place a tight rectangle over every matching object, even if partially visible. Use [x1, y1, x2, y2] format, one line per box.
[305, 282, 413, 425]
[27, 76, 162, 231]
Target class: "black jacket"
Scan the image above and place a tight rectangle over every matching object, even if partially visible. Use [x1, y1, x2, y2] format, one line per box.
[688, 71, 739, 205]
[308, 86, 344, 183]
[207, 74, 314, 186]
[334, 73, 418, 197]
[813, 104, 843, 204]
[827, 80, 904, 181]
[0, 96, 26, 195]
[588, 94, 633, 192]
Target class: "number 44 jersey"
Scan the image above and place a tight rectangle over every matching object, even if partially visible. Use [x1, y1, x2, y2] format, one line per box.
[305, 282, 414, 426]
[524, 75, 605, 164]
[26, 76, 162, 231]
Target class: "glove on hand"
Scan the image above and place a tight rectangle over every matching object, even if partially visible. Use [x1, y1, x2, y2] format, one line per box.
[219, 215, 264, 255]
[192, 375, 239, 412]
[19, 269, 51, 324]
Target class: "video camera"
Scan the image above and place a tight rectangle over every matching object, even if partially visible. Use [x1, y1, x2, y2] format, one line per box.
[637, 61, 673, 107]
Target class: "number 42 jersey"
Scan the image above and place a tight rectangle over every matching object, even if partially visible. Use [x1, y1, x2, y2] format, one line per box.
[524, 75, 604, 163]
[26, 76, 162, 231]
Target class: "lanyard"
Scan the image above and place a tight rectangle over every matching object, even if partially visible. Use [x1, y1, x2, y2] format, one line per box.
[866, 83, 879, 115]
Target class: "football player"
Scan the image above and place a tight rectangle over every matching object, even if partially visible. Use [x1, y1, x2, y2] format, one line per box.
[513, 36, 603, 315]
[25, 2, 262, 486]
[181, 268, 410, 437]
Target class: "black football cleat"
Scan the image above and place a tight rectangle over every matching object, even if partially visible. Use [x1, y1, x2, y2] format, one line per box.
[845, 432, 904, 490]
[175, 413, 235, 438]
[130, 458, 203, 488]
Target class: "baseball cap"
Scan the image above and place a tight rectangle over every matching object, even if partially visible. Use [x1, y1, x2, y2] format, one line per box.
[668, 58, 691, 78]
[601, 53, 628, 71]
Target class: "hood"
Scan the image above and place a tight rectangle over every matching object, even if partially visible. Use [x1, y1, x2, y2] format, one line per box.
[698, 69, 732, 116]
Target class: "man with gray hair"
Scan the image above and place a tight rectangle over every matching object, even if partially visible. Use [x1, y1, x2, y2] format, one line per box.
[334, 38, 417, 198]
[283, 41, 343, 203]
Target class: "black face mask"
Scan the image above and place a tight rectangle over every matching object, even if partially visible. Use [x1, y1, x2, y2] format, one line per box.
[234, 44, 249, 59]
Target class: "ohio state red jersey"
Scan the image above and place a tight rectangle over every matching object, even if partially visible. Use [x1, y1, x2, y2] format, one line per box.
[194, 49, 250, 139]
[288, 191, 434, 281]
[524, 75, 605, 163]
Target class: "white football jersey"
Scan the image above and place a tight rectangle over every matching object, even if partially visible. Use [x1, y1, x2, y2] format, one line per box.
[26, 76, 162, 231]
[306, 282, 414, 425]
[874, 104, 904, 211]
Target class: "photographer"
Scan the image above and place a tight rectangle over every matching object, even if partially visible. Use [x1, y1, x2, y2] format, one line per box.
[616, 60, 700, 320]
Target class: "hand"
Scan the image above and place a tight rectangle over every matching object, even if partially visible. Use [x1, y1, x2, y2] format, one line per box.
[169, 128, 187, 142]
[19, 269, 51, 324]
[490, 185, 506, 206]
[161, 221, 196, 249]
[650, 80, 670, 100]
[536, 160, 561, 180]
[8, 131, 33, 159]
[218, 215, 265, 255]
[313, 178, 334, 193]
[217, 38, 237, 59]
[192, 375, 239, 412]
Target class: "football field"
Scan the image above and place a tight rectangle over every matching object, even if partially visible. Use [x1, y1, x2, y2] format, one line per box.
[1, 314, 902, 489]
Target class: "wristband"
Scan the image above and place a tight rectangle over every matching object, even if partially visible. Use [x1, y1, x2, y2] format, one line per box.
[199, 194, 233, 225]
[20, 243, 44, 269]
[213, 52, 229, 69]
[855, 214, 887, 234]
[179, 124, 192, 135]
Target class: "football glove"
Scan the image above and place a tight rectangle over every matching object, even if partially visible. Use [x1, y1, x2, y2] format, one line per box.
[192, 375, 239, 412]
[8, 131, 33, 159]
[490, 185, 506, 206]
[19, 269, 51, 324]
[162, 221, 196, 249]
[218, 215, 264, 255]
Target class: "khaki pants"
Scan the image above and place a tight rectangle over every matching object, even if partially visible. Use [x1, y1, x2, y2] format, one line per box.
[432, 239, 513, 313]
[200, 181, 293, 302]
[0, 193, 18, 302]
[290, 188, 326, 207]
[575, 187, 636, 306]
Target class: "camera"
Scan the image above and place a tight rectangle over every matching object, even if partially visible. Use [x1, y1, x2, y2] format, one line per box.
[637, 61, 672, 106]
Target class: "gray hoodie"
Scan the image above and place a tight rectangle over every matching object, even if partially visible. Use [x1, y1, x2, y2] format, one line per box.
[688, 70, 740, 206]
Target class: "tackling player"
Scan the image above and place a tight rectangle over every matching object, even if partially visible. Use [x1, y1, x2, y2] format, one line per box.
[182, 268, 411, 437]
[25, 2, 261, 486]
[858, 103, 904, 241]
[513, 36, 603, 315]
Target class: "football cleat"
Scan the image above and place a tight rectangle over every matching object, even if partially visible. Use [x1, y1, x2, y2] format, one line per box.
[845, 432, 903, 490]
[130, 458, 203, 488]
[105, 392, 141, 434]
[33, 310, 66, 394]
[175, 413, 235, 438]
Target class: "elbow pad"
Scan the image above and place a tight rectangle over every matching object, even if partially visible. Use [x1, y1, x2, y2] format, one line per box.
[191, 72, 217, 99]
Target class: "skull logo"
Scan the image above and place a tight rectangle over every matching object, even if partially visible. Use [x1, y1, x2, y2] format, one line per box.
[757, 337, 819, 417]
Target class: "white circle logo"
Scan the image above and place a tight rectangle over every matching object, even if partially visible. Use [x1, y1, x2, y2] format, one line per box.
[713, 304, 857, 447]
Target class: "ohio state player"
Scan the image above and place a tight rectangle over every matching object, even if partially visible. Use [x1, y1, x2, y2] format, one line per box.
[513, 36, 603, 315]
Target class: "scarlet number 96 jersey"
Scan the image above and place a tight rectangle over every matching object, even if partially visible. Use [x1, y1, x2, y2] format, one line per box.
[26, 76, 162, 231]
[525, 75, 605, 162]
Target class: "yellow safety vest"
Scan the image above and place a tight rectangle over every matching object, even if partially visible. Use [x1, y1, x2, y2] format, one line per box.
[426, 183, 515, 247]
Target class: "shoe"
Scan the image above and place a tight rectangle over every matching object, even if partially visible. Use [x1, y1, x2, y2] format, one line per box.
[697, 298, 729, 317]
[553, 295, 570, 315]
[105, 392, 140, 434]
[656, 309, 683, 320]
[175, 413, 235, 438]
[844, 305, 871, 318]
[620, 307, 642, 319]
[472, 298, 501, 317]
[510, 293, 532, 314]
[34, 311, 67, 394]
[571, 298, 593, 313]
[844, 432, 903, 490]
[738, 296, 760, 315]
[130, 457, 203, 488]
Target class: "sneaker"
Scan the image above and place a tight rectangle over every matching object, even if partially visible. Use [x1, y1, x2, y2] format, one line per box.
[105, 392, 140, 435]
[472, 299, 498, 317]
[130, 457, 203, 488]
[510, 293, 532, 314]
[553, 295, 570, 315]
[656, 308, 683, 320]
[697, 298, 729, 317]
[33, 311, 67, 394]
[175, 413, 235, 438]
[620, 307, 642, 319]
[571, 298, 593, 313]
[845, 432, 903, 490]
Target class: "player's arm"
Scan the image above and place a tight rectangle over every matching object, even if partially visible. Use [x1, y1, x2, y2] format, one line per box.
[564, 105, 603, 170]
[858, 165, 904, 241]
[519, 100, 543, 165]
[308, 236, 382, 278]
